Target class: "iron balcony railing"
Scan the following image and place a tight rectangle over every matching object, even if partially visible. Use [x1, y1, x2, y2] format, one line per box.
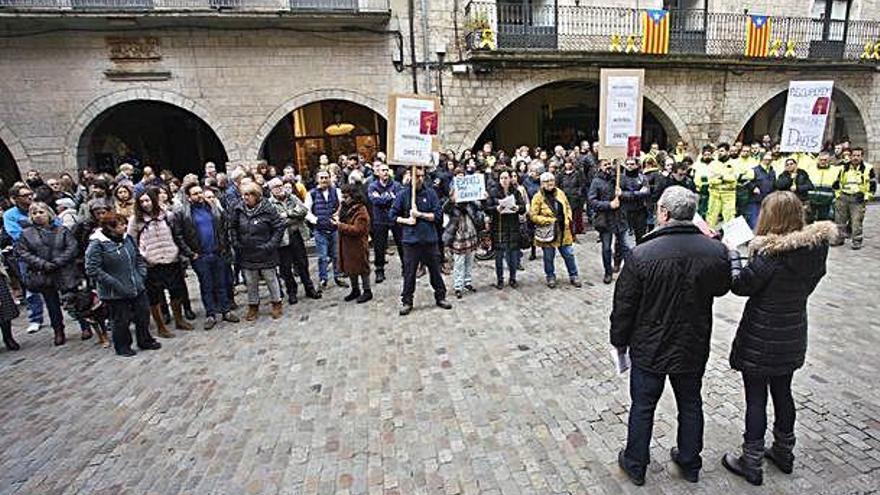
[464, 1, 880, 61]
[0, 0, 389, 12]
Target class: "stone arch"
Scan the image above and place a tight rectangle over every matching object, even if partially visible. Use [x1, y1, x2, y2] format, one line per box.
[455, 72, 692, 152]
[0, 121, 30, 172]
[64, 88, 237, 171]
[246, 88, 388, 161]
[727, 82, 874, 148]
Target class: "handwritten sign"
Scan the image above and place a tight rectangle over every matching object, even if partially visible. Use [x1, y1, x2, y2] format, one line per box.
[387, 94, 441, 167]
[453, 173, 486, 203]
[780, 81, 834, 153]
[599, 69, 644, 160]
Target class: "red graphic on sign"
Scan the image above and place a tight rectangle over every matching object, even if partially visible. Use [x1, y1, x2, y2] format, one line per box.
[420, 111, 438, 135]
[627, 136, 642, 158]
[812, 96, 830, 115]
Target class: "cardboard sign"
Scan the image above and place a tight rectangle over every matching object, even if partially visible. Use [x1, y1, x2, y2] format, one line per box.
[453, 173, 486, 203]
[780, 81, 834, 153]
[599, 68, 644, 160]
[387, 94, 441, 167]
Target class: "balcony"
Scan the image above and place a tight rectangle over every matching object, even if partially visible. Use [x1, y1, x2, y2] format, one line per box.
[0, 0, 389, 13]
[464, 1, 880, 66]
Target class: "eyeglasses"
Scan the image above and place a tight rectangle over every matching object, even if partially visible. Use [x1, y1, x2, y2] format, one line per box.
[17, 192, 33, 198]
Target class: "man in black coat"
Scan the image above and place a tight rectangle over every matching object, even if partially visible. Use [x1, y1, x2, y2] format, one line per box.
[610, 185, 731, 486]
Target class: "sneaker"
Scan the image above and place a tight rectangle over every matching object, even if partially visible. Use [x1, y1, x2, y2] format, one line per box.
[204, 316, 217, 331]
[320, 279, 328, 289]
[399, 304, 413, 316]
[852, 241, 863, 250]
[26, 322, 40, 334]
[547, 278, 557, 289]
[570, 277, 582, 288]
[436, 300, 453, 310]
[464, 284, 477, 293]
[222, 312, 240, 323]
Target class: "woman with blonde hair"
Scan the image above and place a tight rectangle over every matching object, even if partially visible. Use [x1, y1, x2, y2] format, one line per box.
[722, 191, 835, 486]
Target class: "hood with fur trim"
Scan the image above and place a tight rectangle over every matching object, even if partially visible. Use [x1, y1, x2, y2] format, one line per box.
[749, 221, 838, 257]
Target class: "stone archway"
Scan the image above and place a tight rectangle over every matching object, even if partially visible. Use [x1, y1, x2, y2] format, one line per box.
[729, 83, 873, 149]
[245, 88, 388, 161]
[0, 121, 30, 177]
[64, 88, 236, 171]
[458, 74, 690, 153]
[456, 73, 692, 153]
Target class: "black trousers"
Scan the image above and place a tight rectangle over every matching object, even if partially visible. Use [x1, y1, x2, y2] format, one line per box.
[106, 291, 155, 354]
[372, 223, 403, 271]
[401, 242, 446, 305]
[278, 231, 315, 297]
[743, 373, 796, 441]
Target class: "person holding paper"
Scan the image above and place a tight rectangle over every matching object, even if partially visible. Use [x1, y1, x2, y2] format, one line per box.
[611, 186, 730, 486]
[722, 192, 834, 486]
[486, 169, 526, 290]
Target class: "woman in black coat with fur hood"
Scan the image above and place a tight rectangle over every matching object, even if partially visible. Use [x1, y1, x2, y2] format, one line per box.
[722, 191, 835, 486]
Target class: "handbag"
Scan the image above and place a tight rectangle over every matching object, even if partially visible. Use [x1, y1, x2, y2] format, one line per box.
[534, 222, 556, 243]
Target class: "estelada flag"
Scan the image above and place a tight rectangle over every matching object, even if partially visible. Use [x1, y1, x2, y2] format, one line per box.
[745, 14, 772, 57]
[642, 9, 669, 55]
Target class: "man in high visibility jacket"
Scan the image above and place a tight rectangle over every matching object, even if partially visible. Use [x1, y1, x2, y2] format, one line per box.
[672, 140, 688, 163]
[807, 152, 841, 223]
[691, 146, 713, 218]
[706, 143, 737, 228]
[834, 147, 876, 250]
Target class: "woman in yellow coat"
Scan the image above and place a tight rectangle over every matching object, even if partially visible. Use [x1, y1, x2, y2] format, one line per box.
[529, 172, 582, 288]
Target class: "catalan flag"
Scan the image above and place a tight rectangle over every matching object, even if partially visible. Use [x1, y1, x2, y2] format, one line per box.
[642, 9, 670, 55]
[745, 14, 772, 57]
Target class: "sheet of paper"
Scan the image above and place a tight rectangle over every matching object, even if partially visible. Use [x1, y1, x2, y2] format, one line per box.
[610, 347, 631, 375]
[720, 216, 755, 248]
[498, 194, 516, 212]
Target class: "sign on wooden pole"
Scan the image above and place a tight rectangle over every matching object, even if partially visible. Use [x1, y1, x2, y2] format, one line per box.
[599, 68, 644, 161]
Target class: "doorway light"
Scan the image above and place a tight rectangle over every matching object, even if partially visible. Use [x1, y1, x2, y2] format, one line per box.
[325, 108, 355, 136]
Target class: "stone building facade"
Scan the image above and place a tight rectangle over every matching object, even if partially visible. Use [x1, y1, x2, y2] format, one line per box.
[0, 0, 878, 179]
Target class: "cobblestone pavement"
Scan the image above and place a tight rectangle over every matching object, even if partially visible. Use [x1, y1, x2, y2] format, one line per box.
[2, 209, 880, 495]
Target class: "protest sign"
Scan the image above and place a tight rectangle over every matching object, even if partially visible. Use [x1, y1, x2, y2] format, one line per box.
[780, 81, 834, 153]
[453, 174, 486, 203]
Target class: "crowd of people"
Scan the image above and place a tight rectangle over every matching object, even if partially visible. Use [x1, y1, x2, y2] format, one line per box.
[0, 133, 870, 485]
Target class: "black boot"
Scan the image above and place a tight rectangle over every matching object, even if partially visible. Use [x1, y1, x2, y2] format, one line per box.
[344, 277, 361, 302]
[288, 291, 298, 305]
[183, 299, 196, 320]
[722, 439, 764, 486]
[1, 324, 20, 351]
[161, 302, 171, 325]
[375, 269, 385, 284]
[356, 289, 373, 304]
[765, 428, 796, 474]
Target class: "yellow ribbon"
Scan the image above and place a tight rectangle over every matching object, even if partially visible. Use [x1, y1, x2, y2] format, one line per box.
[479, 28, 496, 50]
[610, 34, 622, 52]
[625, 35, 638, 54]
[861, 41, 873, 59]
[769, 39, 783, 57]
[784, 40, 797, 58]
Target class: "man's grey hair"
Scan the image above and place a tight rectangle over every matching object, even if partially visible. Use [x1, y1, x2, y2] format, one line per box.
[539, 171, 555, 183]
[228, 167, 245, 184]
[658, 186, 696, 221]
[528, 160, 545, 175]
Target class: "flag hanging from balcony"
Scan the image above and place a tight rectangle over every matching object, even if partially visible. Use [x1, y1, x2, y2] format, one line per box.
[641, 9, 670, 55]
[745, 14, 772, 57]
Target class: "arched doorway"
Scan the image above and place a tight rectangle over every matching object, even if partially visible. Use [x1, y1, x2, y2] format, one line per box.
[77, 100, 228, 178]
[260, 99, 387, 181]
[1, 138, 21, 190]
[739, 88, 867, 149]
[474, 81, 679, 152]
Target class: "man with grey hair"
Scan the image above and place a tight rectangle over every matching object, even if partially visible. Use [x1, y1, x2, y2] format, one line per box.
[611, 185, 731, 486]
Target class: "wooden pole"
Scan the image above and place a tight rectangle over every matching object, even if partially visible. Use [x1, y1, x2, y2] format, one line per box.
[615, 159, 621, 193]
[411, 164, 418, 215]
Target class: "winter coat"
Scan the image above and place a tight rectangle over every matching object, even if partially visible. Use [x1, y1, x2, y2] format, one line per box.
[85, 230, 147, 301]
[588, 171, 628, 234]
[15, 224, 80, 291]
[229, 199, 284, 270]
[729, 221, 833, 376]
[610, 222, 731, 374]
[171, 201, 229, 260]
[485, 185, 525, 250]
[443, 200, 483, 253]
[128, 213, 181, 266]
[654, 174, 696, 201]
[529, 188, 573, 248]
[776, 169, 814, 202]
[390, 185, 442, 245]
[268, 193, 308, 246]
[337, 203, 371, 276]
[558, 168, 587, 210]
[619, 169, 650, 214]
[523, 175, 541, 200]
[367, 179, 401, 227]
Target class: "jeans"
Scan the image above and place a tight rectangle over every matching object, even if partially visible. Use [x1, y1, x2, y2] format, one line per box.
[192, 253, 230, 317]
[106, 291, 155, 354]
[372, 223, 403, 270]
[401, 243, 446, 305]
[745, 202, 761, 230]
[18, 261, 44, 324]
[599, 230, 635, 276]
[541, 245, 578, 280]
[623, 366, 705, 477]
[742, 373, 796, 441]
[495, 246, 520, 283]
[314, 229, 341, 282]
[452, 251, 474, 291]
[39, 289, 65, 331]
[243, 268, 282, 305]
[278, 231, 316, 297]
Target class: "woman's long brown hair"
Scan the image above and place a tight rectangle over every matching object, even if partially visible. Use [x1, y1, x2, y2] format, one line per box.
[755, 191, 805, 236]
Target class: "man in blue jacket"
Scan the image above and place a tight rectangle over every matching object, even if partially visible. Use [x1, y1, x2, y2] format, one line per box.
[390, 167, 452, 315]
[367, 162, 403, 284]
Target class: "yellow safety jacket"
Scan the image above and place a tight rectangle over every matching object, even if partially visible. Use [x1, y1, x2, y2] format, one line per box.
[807, 165, 841, 206]
[708, 159, 738, 192]
[691, 160, 712, 195]
[838, 162, 876, 201]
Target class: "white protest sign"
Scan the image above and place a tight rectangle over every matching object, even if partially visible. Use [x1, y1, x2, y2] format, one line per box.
[453, 173, 486, 203]
[599, 68, 644, 160]
[387, 94, 441, 167]
[780, 81, 834, 153]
